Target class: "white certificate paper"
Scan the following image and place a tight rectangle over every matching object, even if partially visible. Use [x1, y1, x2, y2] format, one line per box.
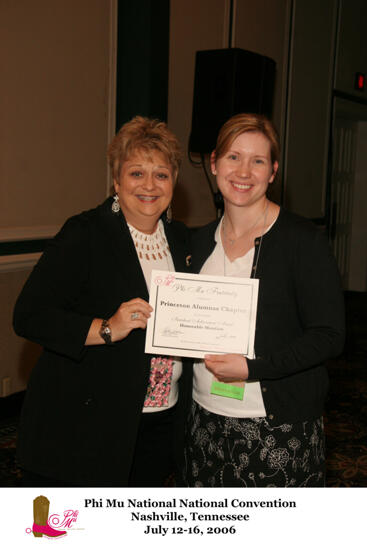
[145, 270, 259, 359]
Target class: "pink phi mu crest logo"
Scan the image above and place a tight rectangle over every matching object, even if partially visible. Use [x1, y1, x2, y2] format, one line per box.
[154, 273, 175, 286]
[25, 495, 79, 539]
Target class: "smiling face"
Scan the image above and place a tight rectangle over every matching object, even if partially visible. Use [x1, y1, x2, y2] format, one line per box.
[114, 150, 174, 233]
[211, 131, 278, 210]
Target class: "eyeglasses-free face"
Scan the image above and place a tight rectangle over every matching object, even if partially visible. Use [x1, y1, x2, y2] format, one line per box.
[211, 131, 278, 210]
[114, 151, 173, 233]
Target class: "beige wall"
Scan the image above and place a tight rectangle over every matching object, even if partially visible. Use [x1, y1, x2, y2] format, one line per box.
[0, 0, 116, 395]
[0, 0, 116, 240]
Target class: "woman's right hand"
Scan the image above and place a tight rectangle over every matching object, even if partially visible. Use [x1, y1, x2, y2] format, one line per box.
[108, 298, 153, 342]
[85, 298, 153, 345]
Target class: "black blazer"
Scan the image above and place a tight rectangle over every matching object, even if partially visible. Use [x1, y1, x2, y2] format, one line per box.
[14, 198, 192, 484]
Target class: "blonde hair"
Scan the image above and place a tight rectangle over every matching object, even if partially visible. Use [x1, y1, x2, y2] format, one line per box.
[107, 116, 182, 181]
[214, 113, 280, 165]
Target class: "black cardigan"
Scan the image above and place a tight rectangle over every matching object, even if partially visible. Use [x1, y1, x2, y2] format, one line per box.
[190, 208, 345, 424]
[13, 198, 192, 484]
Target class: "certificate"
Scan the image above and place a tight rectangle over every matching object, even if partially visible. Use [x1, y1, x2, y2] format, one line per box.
[145, 270, 259, 359]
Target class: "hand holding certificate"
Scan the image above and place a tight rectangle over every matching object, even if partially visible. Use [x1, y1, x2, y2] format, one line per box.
[145, 270, 259, 359]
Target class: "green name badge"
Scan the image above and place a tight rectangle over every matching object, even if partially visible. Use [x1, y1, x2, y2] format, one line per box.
[210, 380, 245, 400]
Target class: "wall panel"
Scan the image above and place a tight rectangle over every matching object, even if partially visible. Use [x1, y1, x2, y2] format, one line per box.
[284, 0, 337, 218]
[0, 0, 116, 239]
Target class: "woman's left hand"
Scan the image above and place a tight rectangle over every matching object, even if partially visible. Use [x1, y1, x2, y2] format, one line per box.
[204, 354, 249, 382]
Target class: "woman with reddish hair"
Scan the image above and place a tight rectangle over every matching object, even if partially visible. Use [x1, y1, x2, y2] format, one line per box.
[184, 113, 345, 487]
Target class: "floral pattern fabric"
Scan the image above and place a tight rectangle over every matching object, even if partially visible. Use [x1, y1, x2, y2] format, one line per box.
[144, 357, 173, 407]
[183, 401, 325, 487]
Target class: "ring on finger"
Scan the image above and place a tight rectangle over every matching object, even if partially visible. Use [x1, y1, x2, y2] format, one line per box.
[131, 312, 139, 320]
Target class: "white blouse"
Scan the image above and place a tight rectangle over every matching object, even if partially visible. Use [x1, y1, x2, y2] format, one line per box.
[193, 218, 267, 418]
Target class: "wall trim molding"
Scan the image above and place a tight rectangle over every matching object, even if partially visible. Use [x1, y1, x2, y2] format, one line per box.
[0, 253, 41, 273]
[0, 225, 60, 243]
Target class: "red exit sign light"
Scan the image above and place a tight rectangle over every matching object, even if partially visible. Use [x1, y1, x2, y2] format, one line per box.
[355, 72, 365, 91]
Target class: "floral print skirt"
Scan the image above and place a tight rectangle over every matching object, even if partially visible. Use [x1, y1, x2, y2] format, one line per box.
[183, 401, 325, 487]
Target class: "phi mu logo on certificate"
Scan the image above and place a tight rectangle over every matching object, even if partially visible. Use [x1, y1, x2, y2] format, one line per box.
[25, 495, 81, 539]
[154, 273, 176, 286]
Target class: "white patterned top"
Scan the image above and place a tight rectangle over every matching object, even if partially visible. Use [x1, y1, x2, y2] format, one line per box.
[127, 220, 183, 414]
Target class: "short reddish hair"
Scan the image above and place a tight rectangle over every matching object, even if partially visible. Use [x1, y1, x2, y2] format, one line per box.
[214, 113, 280, 165]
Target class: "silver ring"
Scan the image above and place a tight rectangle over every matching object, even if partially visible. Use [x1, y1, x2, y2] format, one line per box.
[131, 312, 139, 320]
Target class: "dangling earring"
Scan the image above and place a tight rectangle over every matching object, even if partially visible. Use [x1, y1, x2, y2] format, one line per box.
[166, 204, 172, 223]
[111, 193, 120, 213]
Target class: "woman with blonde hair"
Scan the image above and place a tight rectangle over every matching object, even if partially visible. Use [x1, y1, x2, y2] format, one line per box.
[14, 116, 191, 487]
[184, 113, 345, 487]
